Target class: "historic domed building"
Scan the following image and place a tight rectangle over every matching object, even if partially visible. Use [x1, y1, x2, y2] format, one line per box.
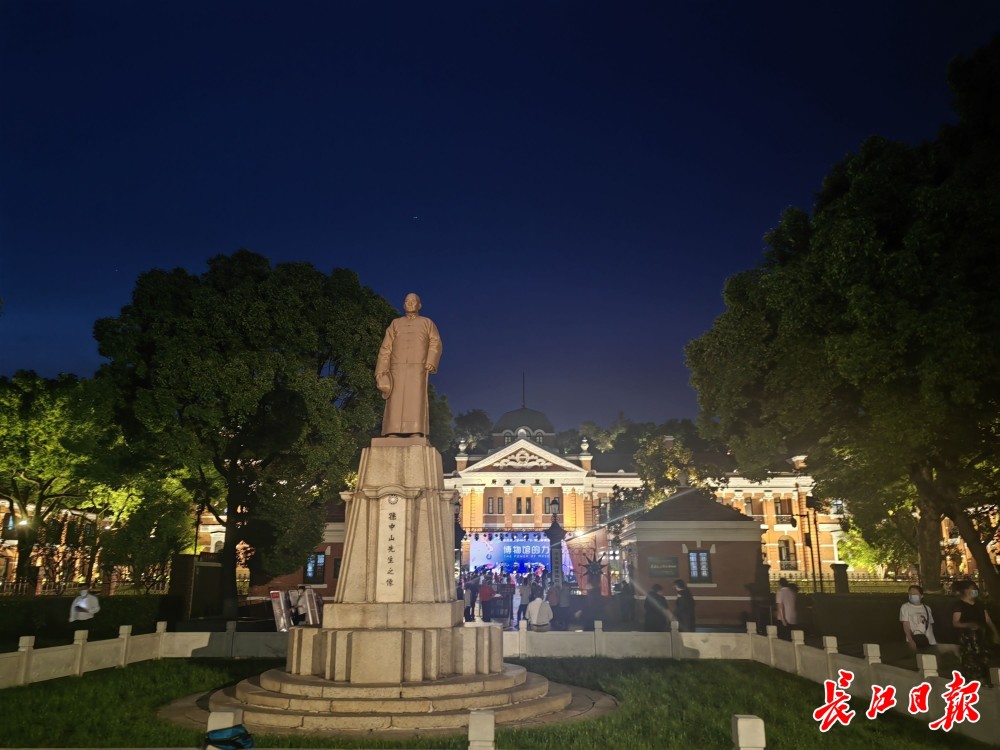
[444, 406, 642, 584]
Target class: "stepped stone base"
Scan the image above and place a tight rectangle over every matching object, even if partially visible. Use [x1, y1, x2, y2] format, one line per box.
[286, 616, 502, 684]
[205, 663, 577, 734]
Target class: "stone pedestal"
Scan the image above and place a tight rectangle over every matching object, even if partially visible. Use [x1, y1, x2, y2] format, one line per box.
[285, 437, 502, 683]
[212, 438, 571, 734]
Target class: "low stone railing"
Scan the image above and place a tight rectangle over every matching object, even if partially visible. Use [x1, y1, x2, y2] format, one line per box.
[2, 620, 997, 746]
[500, 620, 1000, 746]
[0, 622, 286, 689]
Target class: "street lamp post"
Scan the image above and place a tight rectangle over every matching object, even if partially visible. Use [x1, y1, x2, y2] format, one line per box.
[544, 499, 565, 588]
[791, 506, 823, 593]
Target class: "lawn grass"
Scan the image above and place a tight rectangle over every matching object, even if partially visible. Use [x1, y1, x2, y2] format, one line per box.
[0, 657, 989, 748]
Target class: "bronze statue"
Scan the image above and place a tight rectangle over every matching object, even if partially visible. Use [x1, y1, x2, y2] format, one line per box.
[376, 293, 442, 436]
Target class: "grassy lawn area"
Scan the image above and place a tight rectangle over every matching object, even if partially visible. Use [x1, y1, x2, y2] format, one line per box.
[0, 657, 988, 749]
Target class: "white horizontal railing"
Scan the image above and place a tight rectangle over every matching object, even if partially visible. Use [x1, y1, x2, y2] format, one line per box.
[2, 620, 998, 746]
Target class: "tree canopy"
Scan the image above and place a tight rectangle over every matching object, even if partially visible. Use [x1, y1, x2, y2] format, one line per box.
[686, 37, 1000, 591]
[94, 250, 396, 616]
[0, 372, 95, 584]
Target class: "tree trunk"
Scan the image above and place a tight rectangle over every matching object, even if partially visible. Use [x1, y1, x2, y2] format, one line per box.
[221, 514, 240, 620]
[950, 511, 1000, 595]
[15, 530, 38, 587]
[914, 508, 943, 591]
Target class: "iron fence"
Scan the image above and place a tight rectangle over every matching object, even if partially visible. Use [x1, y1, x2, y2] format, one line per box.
[768, 570, 921, 594]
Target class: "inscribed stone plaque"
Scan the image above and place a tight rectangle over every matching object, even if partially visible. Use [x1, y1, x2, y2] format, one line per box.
[648, 556, 679, 578]
[375, 494, 406, 601]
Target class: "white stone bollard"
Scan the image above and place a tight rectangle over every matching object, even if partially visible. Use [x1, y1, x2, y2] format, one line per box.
[732, 713, 766, 749]
[206, 709, 243, 750]
[468, 708, 496, 750]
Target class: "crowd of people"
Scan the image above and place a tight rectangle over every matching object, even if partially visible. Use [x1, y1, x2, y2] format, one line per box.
[457, 568, 700, 633]
[458, 568, 630, 632]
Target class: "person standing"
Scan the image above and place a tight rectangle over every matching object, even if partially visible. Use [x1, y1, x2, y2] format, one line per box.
[673, 579, 696, 632]
[557, 582, 572, 629]
[375, 293, 442, 437]
[644, 584, 669, 632]
[288, 584, 309, 626]
[517, 577, 533, 626]
[479, 575, 496, 622]
[899, 585, 936, 652]
[775, 578, 798, 640]
[463, 579, 474, 621]
[619, 578, 635, 624]
[69, 584, 100, 627]
[952, 580, 999, 687]
[526, 592, 554, 632]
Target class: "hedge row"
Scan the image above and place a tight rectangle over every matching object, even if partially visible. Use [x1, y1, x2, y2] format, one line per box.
[0, 594, 184, 650]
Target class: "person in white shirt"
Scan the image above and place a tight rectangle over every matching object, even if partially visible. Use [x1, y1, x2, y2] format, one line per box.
[900, 584, 936, 651]
[775, 578, 797, 639]
[526, 592, 554, 632]
[69, 585, 100, 624]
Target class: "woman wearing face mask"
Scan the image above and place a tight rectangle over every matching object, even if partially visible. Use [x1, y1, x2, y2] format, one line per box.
[951, 580, 999, 687]
[900, 585, 935, 652]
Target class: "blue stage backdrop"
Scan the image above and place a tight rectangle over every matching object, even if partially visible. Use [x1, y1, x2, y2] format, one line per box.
[468, 535, 572, 577]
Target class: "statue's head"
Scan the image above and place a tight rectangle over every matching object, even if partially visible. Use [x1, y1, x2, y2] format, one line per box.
[403, 293, 422, 314]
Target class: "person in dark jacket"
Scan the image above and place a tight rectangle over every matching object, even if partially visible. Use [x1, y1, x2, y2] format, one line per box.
[952, 580, 999, 687]
[673, 579, 696, 632]
[644, 584, 669, 631]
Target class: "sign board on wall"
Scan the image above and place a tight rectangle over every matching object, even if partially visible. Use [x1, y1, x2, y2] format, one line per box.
[648, 556, 679, 578]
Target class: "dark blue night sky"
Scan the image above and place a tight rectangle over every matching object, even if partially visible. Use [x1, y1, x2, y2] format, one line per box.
[2, 1, 999, 430]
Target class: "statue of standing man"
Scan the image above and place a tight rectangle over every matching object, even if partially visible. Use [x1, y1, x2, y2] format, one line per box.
[376, 293, 442, 437]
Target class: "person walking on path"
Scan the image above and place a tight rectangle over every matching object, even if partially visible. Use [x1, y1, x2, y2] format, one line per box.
[776, 578, 798, 640]
[673, 579, 696, 632]
[952, 580, 999, 687]
[900, 584, 936, 652]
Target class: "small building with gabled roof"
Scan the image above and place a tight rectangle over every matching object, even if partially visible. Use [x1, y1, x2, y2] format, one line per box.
[620, 488, 766, 626]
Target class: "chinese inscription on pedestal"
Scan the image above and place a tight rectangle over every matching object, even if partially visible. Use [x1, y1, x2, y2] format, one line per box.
[375, 494, 406, 602]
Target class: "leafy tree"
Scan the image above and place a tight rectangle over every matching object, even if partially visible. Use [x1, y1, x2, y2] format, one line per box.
[98, 482, 193, 593]
[579, 421, 612, 452]
[427, 385, 454, 454]
[94, 251, 396, 617]
[454, 409, 492, 451]
[687, 38, 1000, 592]
[554, 428, 583, 455]
[0, 372, 92, 585]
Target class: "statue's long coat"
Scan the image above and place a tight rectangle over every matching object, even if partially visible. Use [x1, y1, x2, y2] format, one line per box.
[376, 314, 442, 436]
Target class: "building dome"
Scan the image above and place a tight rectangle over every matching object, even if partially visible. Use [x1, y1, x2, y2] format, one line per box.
[492, 407, 555, 435]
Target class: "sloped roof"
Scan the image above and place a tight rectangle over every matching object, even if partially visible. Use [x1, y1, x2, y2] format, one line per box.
[492, 407, 555, 434]
[641, 488, 757, 523]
